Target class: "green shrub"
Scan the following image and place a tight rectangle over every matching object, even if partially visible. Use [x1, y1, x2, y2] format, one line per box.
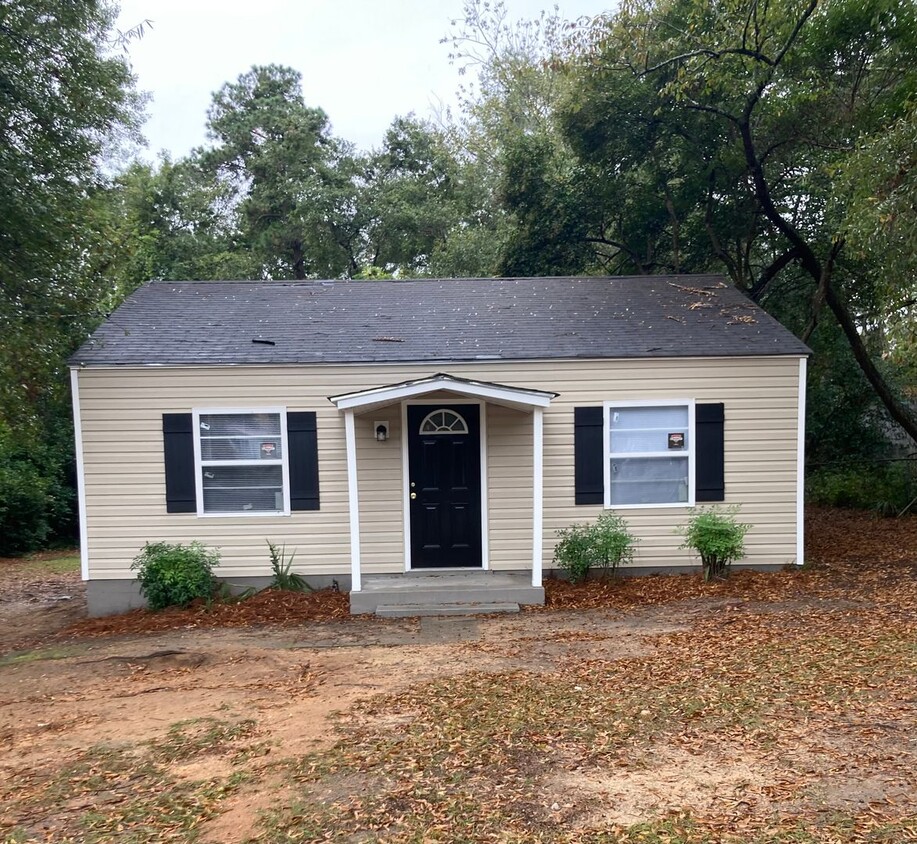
[131, 542, 219, 610]
[806, 462, 917, 516]
[0, 460, 51, 556]
[267, 541, 310, 592]
[679, 506, 750, 581]
[0, 420, 76, 556]
[553, 513, 637, 583]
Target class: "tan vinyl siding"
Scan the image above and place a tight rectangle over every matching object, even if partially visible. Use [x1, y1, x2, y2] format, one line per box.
[486, 403, 535, 571]
[75, 356, 802, 579]
[354, 411, 403, 573]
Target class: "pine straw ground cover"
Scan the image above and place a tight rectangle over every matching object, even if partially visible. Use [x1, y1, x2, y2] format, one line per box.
[60, 506, 914, 638]
[255, 508, 917, 844]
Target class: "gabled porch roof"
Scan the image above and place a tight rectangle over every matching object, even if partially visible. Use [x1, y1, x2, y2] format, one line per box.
[328, 373, 559, 413]
[329, 373, 552, 596]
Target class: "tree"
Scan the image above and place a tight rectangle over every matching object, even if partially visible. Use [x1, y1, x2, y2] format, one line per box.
[506, 0, 917, 446]
[199, 64, 357, 280]
[90, 157, 262, 286]
[357, 116, 503, 277]
[0, 0, 143, 551]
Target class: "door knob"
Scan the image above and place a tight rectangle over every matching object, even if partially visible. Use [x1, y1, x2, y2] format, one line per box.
[410, 492, 417, 500]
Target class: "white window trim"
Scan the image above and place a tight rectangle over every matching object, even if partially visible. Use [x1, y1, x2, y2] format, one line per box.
[603, 399, 696, 510]
[192, 406, 291, 518]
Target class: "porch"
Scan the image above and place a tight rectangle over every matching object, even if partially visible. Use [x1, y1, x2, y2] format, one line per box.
[329, 373, 558, 616]
[350, 571, 545, 616]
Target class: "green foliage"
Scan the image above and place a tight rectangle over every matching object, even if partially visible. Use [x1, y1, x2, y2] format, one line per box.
[200, 64, 354, 280]
[807, 462, 917, 517]
[0, 0, 142, 555]
[544, 0, 917, 446]
[553, 512, 637, 583]
[0, 421, 73, 557]
[0, 456, 50, 557]
[267, 541, 311, 592]
[131, 542, 219, 611]
[679, 507, 750, 582]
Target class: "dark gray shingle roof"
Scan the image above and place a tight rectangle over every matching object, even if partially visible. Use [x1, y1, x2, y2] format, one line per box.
[69, 275, 810, 367]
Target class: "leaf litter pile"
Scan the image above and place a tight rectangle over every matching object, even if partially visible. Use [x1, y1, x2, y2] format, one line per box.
[261, 508, 917, 843]
[62, 586, 352, 638]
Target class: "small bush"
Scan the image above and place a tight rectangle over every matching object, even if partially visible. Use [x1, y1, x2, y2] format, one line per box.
[267, 541, 310, 592]
[553, 513, 637, 583]
[806, 462, 917, 516]
[679, 506, 750, 581]
[131, 542, 219, 610]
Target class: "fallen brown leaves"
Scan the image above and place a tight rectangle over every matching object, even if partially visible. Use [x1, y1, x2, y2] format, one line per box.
[53, 507, 917, 642]
[260, 507, 917, 844]
[8, 508, 917, 843]
[541, 506, 917, 612]
[62, 586, 351, 639]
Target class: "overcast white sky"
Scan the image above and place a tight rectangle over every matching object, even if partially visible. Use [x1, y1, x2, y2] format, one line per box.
[115, 1, 607, 159]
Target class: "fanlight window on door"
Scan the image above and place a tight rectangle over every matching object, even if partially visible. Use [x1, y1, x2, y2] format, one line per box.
[419, 409, 469, 435]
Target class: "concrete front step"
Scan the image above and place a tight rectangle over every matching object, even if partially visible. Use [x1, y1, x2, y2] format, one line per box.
[350, 571, 544, 615]
[375, 602, 520, 618]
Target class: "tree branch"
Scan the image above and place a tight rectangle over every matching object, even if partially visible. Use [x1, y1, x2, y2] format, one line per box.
[641, 46, 776, 76]
[748, 246, 801, 301]
[824, 282, 917, 444]
[801, 237, 844, 342]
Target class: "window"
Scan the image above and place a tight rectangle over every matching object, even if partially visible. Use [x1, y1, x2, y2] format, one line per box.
[419, 408, 469, 435]
[194, 408, 290, 515]
[605, 401, 694, 508]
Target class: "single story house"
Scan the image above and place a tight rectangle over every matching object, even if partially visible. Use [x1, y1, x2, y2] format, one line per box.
[69, 275, 810, 616]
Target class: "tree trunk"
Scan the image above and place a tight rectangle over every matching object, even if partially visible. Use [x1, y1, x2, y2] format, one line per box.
[739, 122, 917, 448]
[291, 240, 306, 280]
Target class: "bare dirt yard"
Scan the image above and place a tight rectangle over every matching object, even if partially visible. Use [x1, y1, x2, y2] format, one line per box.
[1, 507, 916, 843]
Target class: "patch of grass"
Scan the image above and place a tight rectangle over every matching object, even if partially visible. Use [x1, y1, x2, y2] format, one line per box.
[28, 553, 81, 574]
[0, 644, 87, 667]
[2, 737, 250, 843]
[152, 717, 259, 764]
[2, 549, 81, 574]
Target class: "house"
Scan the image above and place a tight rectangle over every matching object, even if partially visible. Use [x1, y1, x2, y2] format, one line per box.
[69, 275, 810, 616]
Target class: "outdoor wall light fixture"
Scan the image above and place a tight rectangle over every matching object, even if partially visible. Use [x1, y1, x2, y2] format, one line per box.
[374, 421, 389, 442]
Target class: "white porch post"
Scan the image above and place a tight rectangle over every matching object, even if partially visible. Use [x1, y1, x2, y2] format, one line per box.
[532, 407, 544, 587]
[344, 409, 362, 592]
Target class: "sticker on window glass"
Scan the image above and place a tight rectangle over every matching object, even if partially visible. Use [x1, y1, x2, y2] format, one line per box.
[668, 432, 685, 449]
[260, 442, 276, 458]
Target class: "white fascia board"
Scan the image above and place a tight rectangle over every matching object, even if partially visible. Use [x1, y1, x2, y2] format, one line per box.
[70, 369, 89, 581]
[330, 376, 555, 411]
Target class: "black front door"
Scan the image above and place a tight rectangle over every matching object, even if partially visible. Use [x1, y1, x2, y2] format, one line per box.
[407, 404, 482, 568]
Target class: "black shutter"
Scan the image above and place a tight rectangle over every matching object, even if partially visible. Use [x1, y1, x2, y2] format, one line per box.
[288, 411, 320, 511]
[162, 413, 196, 513]
[574, 406, 604, 505]
[696, 403, 725, 502]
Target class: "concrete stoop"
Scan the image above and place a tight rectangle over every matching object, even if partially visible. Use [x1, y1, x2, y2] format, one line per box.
[350, 571, 544, 616]
[375, 602, 520, 618]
